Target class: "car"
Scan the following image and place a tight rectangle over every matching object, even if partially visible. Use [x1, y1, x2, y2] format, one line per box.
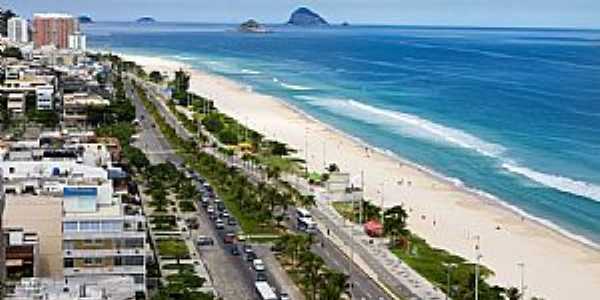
[206, 206, 215, 214]
[253, 259, 265, 272]
[230, 246, 240, 256]
[279, 292, 290, 300]
[200, 198, 209, 208]
[223, 232, 236, 244]
[227, 218, 237, 226]
[243, 244, 253, 254]
[215, 219, 225, 230]
[219, 211, 230, 219]
[196, 236, 214, 246]
[246, 250, 257, 262]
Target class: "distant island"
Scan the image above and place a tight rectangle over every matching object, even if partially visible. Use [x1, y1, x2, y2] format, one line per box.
[239, 19, 269, 33]
[287, 7, 328, 26]
[78, 15, 94, 24]
[136, 16, 156, 24]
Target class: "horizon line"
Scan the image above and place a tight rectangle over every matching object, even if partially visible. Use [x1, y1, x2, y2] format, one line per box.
[81, 20, 600, 31]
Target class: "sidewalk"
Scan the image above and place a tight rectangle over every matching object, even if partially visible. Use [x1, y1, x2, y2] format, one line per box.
[312, 200, 447, 300]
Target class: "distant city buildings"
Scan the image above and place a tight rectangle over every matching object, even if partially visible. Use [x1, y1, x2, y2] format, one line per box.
[32, 13, 78, 49]
[7, 17, 28, 43]
[68, 31, 86, 51]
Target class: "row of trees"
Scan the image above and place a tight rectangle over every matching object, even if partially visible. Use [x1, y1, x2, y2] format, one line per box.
[135, 82, 314, 234]
[274, 234, 349, 300]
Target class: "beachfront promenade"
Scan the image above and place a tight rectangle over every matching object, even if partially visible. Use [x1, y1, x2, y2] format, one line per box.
[131, 74, 449, 300]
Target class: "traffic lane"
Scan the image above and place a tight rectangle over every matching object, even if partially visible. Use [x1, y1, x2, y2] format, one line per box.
[311, 230, 389, 300]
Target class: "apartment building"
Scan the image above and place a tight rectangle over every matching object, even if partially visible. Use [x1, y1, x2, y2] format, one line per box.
[7, 17, 29, 43]
[0, 139, 147, 293]
[62, 93, 110, 128]
[7, 93, 26, 117]
[32, 13, 78, 49]
[4, 228, 40, 280]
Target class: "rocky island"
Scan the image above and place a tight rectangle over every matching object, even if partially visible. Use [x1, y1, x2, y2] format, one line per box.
[239, 19, 268, 33]
[136, 16, 156, 24]
[78, 15, 94, 24]
[287, 7, 328, 26]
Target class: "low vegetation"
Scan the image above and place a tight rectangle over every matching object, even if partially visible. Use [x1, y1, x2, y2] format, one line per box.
[274, 234, 349, 300]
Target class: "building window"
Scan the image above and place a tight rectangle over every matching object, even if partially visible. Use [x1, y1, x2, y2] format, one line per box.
[63, 222, 78, 232]
[9, 167, 15, 174]
[123, 256, 144, 266]
[79, 221, 101, 232]
[83, 257, 102, 266]
[64, 258, 74, 268]
[101, 220, 122, 232]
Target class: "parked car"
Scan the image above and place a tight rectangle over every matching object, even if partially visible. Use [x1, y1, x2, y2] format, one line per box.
[223, 232, 236, 244]
[253, 259, 265, 272]
[246, 251, 257, 262]
[215, 219, 225, 230]
[196, 236, 214, 246]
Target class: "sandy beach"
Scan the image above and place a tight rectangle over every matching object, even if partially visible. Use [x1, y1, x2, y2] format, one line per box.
[123, 53, 600, 299]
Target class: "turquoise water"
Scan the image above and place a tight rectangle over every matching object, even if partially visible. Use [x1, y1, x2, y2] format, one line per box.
[87, 23, 600, 246]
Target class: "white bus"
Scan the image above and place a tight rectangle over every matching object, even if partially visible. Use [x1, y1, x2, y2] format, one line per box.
[297, 217, 318, 234]
[296, 207, 312, 219]
[255, 281, 277, 300]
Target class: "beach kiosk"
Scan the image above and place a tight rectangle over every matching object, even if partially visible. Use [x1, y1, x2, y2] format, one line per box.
[364, 220, 384, 237]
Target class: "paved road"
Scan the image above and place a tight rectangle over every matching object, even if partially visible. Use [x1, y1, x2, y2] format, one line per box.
[127, 81, 256, 300]
[131, 77, 409, 300]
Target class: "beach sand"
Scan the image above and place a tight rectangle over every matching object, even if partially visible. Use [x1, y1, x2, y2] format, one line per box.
[123, 53, 600, 299]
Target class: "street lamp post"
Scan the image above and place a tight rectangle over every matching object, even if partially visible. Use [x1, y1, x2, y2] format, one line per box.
[442, 263, 456, 300]
[518, 262, 526, 299]
[475, 254, 482, 300]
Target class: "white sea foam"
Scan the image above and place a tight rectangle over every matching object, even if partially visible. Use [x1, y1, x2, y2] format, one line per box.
[280, 82, 314, 91]
[241, 69, 261, 75]
[296, 95, 600, 205]
[172, 54, 196, 61]
[299, 96, 506, 158]
[502, 163, 600, 203]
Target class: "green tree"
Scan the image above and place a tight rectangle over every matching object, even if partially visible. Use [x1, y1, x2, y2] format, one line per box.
[319, 271, 349, 300]
[384, 205, 408, 243]
[505, 287, 522, 300]
[149, 70, 163, 83]
[298, 252, 325, 300]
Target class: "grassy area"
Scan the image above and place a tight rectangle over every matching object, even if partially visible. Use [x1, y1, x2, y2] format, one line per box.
[150, 214, 178, 231]
[162, 263, 195, 272]
[156, 238, 190, 259]
[332, 203, 507, 299]
[178, 200, 196, 212]
[332, 201, 355, 221]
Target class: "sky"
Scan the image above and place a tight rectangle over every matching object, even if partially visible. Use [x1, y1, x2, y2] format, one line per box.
[1, 0, 599, 28]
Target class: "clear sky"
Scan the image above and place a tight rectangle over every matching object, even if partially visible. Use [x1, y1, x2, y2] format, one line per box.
[1, 0, 599, 28]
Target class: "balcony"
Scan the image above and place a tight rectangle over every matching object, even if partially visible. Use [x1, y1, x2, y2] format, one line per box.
[64, 265, 144, 276]
[63, 248, 145, 258]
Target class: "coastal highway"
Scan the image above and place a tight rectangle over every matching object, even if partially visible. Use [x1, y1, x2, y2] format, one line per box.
[127, 82, 257, 300]
[130, 77, 393, 299]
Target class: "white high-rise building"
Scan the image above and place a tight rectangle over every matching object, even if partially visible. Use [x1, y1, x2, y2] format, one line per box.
[7, 17, 29, 43]
[68, 32, 86, 51]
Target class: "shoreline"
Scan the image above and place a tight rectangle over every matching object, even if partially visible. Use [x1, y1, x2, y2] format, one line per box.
[116, 51, 600, 299]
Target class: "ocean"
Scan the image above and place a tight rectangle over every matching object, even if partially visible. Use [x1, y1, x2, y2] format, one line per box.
[86, 22, 600, 247]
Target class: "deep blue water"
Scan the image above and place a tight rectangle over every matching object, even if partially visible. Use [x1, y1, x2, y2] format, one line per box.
[87, 23, 600, 246]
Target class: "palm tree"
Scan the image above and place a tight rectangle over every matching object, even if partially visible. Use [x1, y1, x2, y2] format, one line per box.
[319, 270, 349, 300]
[383, 205, 408, 245]
[299, 252, 325, 300]
[505, 287, 522, 300]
